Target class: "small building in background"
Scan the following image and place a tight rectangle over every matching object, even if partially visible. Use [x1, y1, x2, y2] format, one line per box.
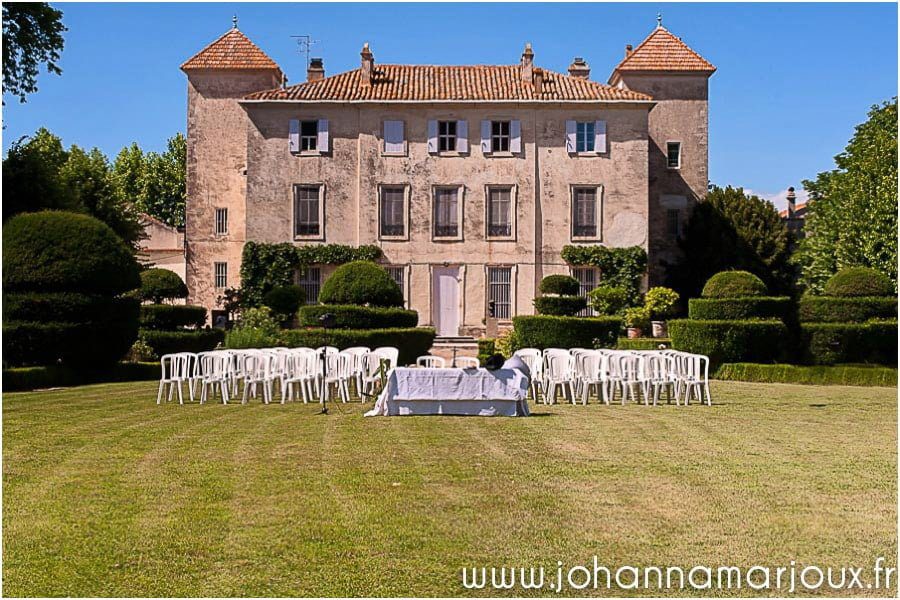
[138, 213, 186, 281]
[780, 187, 808, 239]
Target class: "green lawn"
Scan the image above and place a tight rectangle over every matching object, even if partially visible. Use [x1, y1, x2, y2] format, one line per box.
[3, 381, 897, 596]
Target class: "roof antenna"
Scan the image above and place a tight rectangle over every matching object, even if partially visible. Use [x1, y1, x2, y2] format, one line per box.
[291, 34, 320, 70]
[656, 12, 663, 28]
[232, 15, 238, 29]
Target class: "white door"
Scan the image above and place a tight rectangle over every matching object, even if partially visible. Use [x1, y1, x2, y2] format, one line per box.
[432, 267, 460, 337]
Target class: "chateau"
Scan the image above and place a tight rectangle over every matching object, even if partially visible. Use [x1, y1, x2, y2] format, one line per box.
[181, 20, 715, 336]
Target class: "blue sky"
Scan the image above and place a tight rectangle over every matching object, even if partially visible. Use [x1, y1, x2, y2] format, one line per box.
[3, 2, 897, 209]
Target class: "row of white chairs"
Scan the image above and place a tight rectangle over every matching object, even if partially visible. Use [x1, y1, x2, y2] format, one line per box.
[415, 355, 481, 369]
[512, 348, 711, 406]
[156, 346, 399, 406]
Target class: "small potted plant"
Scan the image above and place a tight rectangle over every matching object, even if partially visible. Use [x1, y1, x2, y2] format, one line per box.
[644, 287, 680, 338]
[623, 306, 651, 339]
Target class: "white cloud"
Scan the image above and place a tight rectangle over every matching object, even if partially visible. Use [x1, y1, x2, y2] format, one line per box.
[743, 187, 810, 212]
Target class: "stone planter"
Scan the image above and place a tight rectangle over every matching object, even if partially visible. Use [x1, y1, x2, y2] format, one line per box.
[651, 320, 668, 338]
[626, 327, 643, 339]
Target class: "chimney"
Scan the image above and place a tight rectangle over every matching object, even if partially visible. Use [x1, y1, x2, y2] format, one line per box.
[567, 57, 590, 79]
[533, 67, 544, 95]
[786, 186, 797, 218]
[360, 42, 374, 87]
[520, 42, 534, 83]
[625, 44, 633, 57]
[307, 57, 325, 82]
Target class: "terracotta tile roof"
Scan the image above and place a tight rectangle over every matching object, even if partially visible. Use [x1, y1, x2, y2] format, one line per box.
[779, 203, 808, 218]
[181, 28, 282, 73]
[244, 64, 652, 102]
[613, 26, 715, 73]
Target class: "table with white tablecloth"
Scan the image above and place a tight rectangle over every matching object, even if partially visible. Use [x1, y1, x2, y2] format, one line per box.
[364, 367, 530, 417]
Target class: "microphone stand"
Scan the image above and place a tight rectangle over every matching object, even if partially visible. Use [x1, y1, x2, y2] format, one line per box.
[318, 313, 336, 415]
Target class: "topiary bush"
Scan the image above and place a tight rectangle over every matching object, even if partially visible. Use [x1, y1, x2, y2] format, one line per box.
[139, 268, 188, 303]
[299, 304, 418, 329]
[798, 296, 897, 323]
[2, 211, 141, 368]
[668, 319, 790, 366]
[512, 316, 622, 350]
[800, 321, 897, 365]
[533, 295, 587, 316]
[262, 285, 304, 322]
[318, 261, 403, 307]
[822, 267, 894, 298]
[539, 274, 580, 296]
[688, 297, 794, 321]
[587, 285, 629, 316]
[701, 271, 768, 299]
[139, 304, 207, 330]
[278, 327, 436, 366]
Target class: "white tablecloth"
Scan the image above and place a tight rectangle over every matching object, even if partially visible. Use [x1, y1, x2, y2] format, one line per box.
[364, 367, 530, 417]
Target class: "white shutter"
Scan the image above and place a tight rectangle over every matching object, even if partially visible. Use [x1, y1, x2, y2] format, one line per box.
[427, 120, 438, 153]
[384, 120, 404, 153]
[289, 119, 300, 153]
[595, 120, 607, 153]
[456, 120, 468, 153]
[510, 120, 522, 153]
[317, 119, 329, 153]
[481, 120, 491, 153]
[565, 120, 577, 153]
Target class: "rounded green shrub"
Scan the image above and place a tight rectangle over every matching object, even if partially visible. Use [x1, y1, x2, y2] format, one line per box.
[139, 268, 188, 303]
[318, 261, 403, 307]
[539, 274, 580, 296]
[668, 319, 790, 366]
[798, 296, 897, 323]
[3, 211, 140, 295]
[299, 304, 418, 329]
[512, 315, 622, 350]
[701, 271, 767, 299]
[139, 304, 207, 330]
[587, 285, 629, 316]
[262, 285, 304, 320]
[823, 267, 893, 298]
[644, 287, 680, 319]
[688, 297, 793, 321]
[533, 295, 587, 316]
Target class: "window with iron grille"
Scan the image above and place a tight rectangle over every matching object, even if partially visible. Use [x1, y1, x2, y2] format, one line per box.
[487, 187, 512, 238]
[491, 121, 510, 152]
[572, 187, 598, 238]
[667, 208, 681, 238]
[433, 187, 460, 238]
[572, 267, 597, 316]
[379, 186, 406, 237]
[300, 120, 318, 151]
[294, 185, 321, 237]
[667, 142, 681, 169]
[487, 266, 512, 319]
[215, 207, 228, 235]
[298, 267, 321, 305]
[576, 121, 595, 152]
[438, 121, 457, 152]
[214, 262, 228, 289]
[386, 266, 406, 305]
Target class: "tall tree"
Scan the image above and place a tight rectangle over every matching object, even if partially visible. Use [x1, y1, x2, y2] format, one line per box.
[113, 133, 187, 228]
[2, 3, 65, 103]
[666, 185, 794, 298]
[794, 98, 898, 293]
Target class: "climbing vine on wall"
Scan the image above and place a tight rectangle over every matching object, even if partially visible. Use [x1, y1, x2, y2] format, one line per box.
[561, 245, 648, 300]
[240, 241, 383, 306]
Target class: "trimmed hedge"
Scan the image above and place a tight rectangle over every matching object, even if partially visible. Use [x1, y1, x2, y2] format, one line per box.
[668, 319, 790, 365]
[139, 268, 188, 303]
[3, 362, 161, 392]
[279, 327, 435, 366]
[798, 296, 897, 323]
[533, 295, 587, 316]
[714, 363, 898, 387]
[140, 329, 225, 356]
[616, 337, 672, 350]
[299, 304, 418, 329]
[539, 275, 580, 296]
[800, 321, 897, 365]
[4, 291, 118, 323]
[140, 304, 207, 330]
[512, 315, 622, 350]
[823, 267, 893, 297]
[701, 271, 767, 298]
[688, 297, 793, 321]
[318, 261, 403, 307]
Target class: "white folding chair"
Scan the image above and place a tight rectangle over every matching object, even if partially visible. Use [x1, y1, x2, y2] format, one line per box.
[373, 347, 399, 370]
[417, 355, 446, 368]
[454, 356, 480, 369]
[198, 351, 232, 404]
[157, 353, 194, 405]
[241, 351, 278, 404]
[322, 352, 352, 404]
[513, 348, 543, 401]
[544, 353, 575, 405]
[578, 351, 610, 405]
[283, 348, 318, 403]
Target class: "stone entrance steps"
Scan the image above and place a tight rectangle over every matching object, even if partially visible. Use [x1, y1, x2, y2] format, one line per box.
[429, 336, 479, 362]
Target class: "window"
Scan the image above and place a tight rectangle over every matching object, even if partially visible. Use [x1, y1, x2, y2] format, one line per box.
[383, 120, 405, 154]
[487, 266, 512, 319]
[576, 121, 595, 153]
[298, 267, 321, 305]
[433, 187, 460, 239]
[572, 267, 597, 316]
[438, 121, 457, 152]
[667, 142, 681, 169]
[214, 262, 227, 289]
[491, 121, 510, 152]
[379, 186, 406, 238]
[667, 208, 681, 238]
[487, 187, 512, 238]
[214, 208, 228, 235]
[572, 187, 599, 239]
[386, 266, 406, 306]
[300, 120, 318, 151]
[293, 185, 322, 238]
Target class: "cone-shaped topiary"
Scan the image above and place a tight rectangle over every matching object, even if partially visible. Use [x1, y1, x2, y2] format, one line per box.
[701, 270, 767, 298]
[823, 267, 893, 297]
[318, 261, 403, 307]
